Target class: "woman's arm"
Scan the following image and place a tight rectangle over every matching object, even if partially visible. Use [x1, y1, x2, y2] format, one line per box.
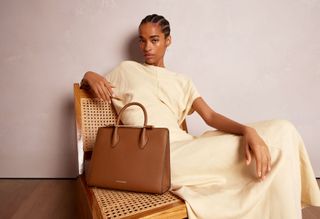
[192, 97, 271, 182]
[81, 71, 115, 103]
[192, 97, 247, 135]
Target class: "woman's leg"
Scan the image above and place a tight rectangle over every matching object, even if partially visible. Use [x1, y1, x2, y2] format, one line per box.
[170, 119, 320, 218]
[251, 119, 320, 209]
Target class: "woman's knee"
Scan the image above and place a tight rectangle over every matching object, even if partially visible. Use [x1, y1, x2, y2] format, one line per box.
[251, 119, 295, 131]
[264, 119, 299, 141]
[269, 119, 296, 130]
[251, 119, 298, 138]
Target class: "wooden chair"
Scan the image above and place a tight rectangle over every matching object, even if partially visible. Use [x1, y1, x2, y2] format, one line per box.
[74, 83, 188, 219]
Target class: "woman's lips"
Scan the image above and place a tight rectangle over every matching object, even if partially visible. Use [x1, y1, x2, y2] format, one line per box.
[144, 53, 154, 58]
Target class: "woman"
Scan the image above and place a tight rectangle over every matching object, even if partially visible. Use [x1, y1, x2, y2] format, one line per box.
[81, 14, 320, 219]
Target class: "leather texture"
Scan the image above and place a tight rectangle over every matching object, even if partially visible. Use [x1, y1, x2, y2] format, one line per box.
[87, 102, 171, 194]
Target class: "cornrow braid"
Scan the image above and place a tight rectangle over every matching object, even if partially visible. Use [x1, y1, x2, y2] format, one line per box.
[140, 14, 171, 38]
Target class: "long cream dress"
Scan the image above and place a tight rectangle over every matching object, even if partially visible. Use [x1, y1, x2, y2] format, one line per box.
[107, 61, 320, 219]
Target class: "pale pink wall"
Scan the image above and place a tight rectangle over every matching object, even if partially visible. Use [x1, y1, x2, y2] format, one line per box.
[0, 0, 319, 177]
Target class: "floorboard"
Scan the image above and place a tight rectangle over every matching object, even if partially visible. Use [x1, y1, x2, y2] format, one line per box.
[0, 179, 77, 219]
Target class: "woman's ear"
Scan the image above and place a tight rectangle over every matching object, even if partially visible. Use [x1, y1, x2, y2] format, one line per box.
[165, 36, 171, 47]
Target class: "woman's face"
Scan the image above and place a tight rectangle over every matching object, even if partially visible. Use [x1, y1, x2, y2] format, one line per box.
[139, 23, 171, 67]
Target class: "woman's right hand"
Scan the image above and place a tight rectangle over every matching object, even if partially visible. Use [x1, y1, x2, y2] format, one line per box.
[82, 71, 115, 103]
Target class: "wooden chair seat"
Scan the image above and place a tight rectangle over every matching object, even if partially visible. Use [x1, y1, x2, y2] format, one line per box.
[73, 83, 188, 218]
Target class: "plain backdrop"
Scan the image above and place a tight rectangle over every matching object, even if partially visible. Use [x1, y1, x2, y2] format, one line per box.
[0, 0, 319, 177]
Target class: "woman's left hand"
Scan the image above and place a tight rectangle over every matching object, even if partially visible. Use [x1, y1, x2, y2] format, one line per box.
[242, 127, 271, 181]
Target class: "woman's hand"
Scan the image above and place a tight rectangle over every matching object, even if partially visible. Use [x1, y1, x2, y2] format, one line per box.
[242, 127, 271, 181]
[82, 71, 115, 103]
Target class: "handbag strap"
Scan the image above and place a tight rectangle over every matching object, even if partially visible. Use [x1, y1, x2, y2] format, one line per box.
[116, 102, 148, 126]
[112, 102, 149, 148]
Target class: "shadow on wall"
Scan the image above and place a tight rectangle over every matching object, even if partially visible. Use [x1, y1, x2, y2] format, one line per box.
[125, 32, 144, 63]
[62, 94, 79, 177]
[65, 31, 142, 178]
[66, 31, 142, 177]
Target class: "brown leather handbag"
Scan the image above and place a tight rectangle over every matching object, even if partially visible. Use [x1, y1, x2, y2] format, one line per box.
[86, 102, 171, 194]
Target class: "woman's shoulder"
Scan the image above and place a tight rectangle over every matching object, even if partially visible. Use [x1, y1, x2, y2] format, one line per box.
[111, 60, 194, 84]
[107, 60, 142, 77]
[118, 60, 143, 69]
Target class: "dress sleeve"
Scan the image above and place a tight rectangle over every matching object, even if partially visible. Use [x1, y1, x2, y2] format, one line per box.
[105, 65, 121, 88]
[105, 61, 129, 97]
[179, 78, 201, 124]
[185, 79, 201, 115]
[104, 63, 127, 115]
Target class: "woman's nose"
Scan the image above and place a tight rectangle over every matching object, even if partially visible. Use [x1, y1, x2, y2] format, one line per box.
[144, 41, 151, 51]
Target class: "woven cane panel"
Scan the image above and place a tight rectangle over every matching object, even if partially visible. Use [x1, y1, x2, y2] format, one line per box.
[92, 188, 181, 219]
[80, 98, 118, 151]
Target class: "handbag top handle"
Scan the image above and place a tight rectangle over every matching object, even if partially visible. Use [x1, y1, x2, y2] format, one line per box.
[112, 102, 149, 148]
[116, 102, 148, 126]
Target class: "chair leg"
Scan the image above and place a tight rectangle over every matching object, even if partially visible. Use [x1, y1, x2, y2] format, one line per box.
[76, 176, 93, 219]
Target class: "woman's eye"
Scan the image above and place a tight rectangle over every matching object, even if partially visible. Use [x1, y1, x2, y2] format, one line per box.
[152, 39, 159, 43]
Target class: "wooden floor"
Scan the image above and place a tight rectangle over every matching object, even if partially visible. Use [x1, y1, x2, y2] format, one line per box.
[0, 179, 78, 219]
[0, 178, 319, 219]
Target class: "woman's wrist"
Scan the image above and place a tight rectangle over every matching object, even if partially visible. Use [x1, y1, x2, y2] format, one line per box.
[80, 72, 91, 90]
[242, 125, 255, 136]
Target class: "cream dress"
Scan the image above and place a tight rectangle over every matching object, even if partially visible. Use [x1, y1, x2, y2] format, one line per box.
[107, 61, 320, 219]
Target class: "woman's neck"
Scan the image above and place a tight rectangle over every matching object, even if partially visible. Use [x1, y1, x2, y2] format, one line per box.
[145, 59, 165, 68]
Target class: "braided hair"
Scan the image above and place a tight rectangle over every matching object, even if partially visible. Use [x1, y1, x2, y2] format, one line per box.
[139, 14, 171, 38]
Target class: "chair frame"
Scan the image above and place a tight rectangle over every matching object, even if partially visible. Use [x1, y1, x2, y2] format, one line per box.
[74, 83, 188, 219]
